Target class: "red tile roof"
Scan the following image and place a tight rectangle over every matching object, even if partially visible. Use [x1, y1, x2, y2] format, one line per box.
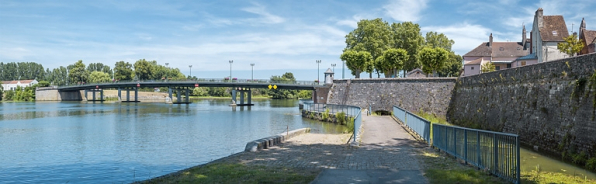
[463, 42, 492, 57]
[540, 15, 569, 41]
[463, 42, 529, 58]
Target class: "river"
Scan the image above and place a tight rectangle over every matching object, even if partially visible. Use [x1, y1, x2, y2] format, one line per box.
[0, 99, 347, 183]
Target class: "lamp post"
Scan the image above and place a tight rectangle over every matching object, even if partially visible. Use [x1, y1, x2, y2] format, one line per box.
[189, 65, 192, 79]
[316, 60, 321, 84]
[342, 61, 345, 79]
[165, 63, 169, 81]
[250, 63, 255, 81]
[229, 60, 233, 82]
[331, 63, 336, 73]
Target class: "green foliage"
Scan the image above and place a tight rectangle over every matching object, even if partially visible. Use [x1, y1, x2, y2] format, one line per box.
[586, 157, 596, 171]
[114, 61, 134, 81]
[208, 87, 230, 97]
[0, 81, 3, 100]
[192, 87, 208, 96]
[0, 62, 46, 81]
[572, 151, 588, 165]
[571, 77, 587, 100]
[9, 86, 36, 101]
[297, 90, 312, 99]
[346, 116, 355, 132]
[88, 71, 111, 83]
[344, 18, 392, 61]
[87, 63, 113, 78]
[322, 108, 330, 121]
[424, 31, 455, 51]
[37, 81, 50, 87]
[268, 72, 298, 99]
[133, 59, 153, 80]
[68, 60, 88, 83]
[557, 34, 584, 56]
[4, 90, 14, 101]
[438, 51, 463, 77]
[378, 48, 408, 78]
[340, 50, 373, 78]
[336, 112, 346, 125]
[391, 22, 425, 76]
[481, 62, 496, 73]
[419, 47, 449, 76]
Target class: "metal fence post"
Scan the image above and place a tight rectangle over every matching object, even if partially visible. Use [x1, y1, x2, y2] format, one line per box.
[494, 134, 498, 173]
[516, 136, 520, 184]
[477, 131, 481, 167]
[464, 129, 468, 164]
[453, 127, 457, 157]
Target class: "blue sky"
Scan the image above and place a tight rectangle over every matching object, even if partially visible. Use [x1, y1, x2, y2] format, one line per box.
[1, 0, 595, 80]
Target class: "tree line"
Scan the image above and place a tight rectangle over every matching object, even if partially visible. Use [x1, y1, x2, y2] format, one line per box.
[341, 18, 462, 78]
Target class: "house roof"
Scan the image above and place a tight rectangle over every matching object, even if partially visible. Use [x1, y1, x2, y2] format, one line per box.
[406, 68, 426, 76]
[515, 53, 538, 61]
[491, 42, 529, 57]
[464, 58, 483, 65]
[463, 42, 492, 57]
[582, 29, 596, 45]
[540, 15, 569, 42]
[324, 68, 333, 74]
[463, 42, 529, 57]
[1, 80, 37, 84]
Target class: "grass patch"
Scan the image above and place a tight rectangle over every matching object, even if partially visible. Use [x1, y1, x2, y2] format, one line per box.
[140, 163, 318, 184]
[416, 110, 450, 125]
[417, 148, 506, 184]
[520, 165, 596, 184]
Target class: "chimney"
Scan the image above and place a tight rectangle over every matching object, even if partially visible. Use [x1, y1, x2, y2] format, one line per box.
[530, 31, 533, 53]
[489, 33, 493, 47]
[522, 25, 527, 47]
[536, 8, 543, 28]
[573, 32, 577, 39]
[580, 17, 586, 36]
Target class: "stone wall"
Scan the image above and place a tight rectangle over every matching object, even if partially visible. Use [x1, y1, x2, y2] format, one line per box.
[447, 53, 596, 157]
[36, 89, 84, 101]
[328, 78, 456, 118]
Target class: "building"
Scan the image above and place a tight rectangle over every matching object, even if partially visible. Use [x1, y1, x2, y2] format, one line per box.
[1, 79, 39, 91]
[462, 29, 530, 76]
[579, 18, 596, 55]
[406, 68, 426, 78]
[530, 8, 570, 62]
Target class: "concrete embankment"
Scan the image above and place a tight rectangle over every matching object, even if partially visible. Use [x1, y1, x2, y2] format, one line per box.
[35, 89, 175, 102]
[244, 128, 311, 152]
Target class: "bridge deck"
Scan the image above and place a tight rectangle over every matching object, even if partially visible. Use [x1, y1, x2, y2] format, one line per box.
[57, 79, 324, 91]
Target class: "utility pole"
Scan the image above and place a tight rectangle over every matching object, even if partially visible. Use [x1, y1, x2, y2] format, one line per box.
[316, 60, 321, 84]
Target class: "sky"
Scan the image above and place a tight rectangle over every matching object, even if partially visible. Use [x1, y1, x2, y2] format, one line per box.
[1, 0, 595, 80]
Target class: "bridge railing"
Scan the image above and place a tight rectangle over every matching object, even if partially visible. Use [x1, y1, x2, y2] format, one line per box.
[59, 78, 323, 87]
[392, 105, 520, 184]
[392, 106, 431, 144]
[302, 103, 362, 143]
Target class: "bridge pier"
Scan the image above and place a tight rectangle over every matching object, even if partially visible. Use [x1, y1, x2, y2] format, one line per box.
[119, 87, 140, 102]
[84, 89, 104, 102]
[232, 88, 253, 106]
[170, 87, 191, 104]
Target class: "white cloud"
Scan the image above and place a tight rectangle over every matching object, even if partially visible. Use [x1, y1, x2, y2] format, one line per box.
[422, 23, 493, 55]
[241, 2, 284, 24]
[383, 0, 428, 22]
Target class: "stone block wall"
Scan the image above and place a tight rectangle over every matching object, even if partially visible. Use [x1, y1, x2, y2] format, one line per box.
[36, 89, 84, 101]
[328, 78, 456, 118]
[447, 53, 596, 157]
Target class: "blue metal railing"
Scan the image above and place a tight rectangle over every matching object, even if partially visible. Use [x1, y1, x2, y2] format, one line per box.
[392, 105, 520, 184]
[392, 106, 431, 144]
[302, 103, 361, 142]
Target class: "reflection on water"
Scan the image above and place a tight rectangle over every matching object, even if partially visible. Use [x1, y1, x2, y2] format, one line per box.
[0, 99, 347, 183]
[521, 147, 596, 180]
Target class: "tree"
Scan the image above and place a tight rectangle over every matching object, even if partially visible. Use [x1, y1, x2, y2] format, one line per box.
[88, 71, 111, 83]
[379, 48, 408, 78]
[87, 63, 113, 79]
[391, 22, 425, 77]
[558, 34, 584, 56]
[437, 52, 463, 77]
[0, 81, 3, 101]
[341, 50, 365, 78]
[192, 87, 208, 96]
[344, 18, 392, 69]
[268, 72, 298, 99]
[38, 81, 50, 87]
[134, 59, 153, 80]
[424, 31, 455, 51]
[114, 61, 134, 81]
[481, 62, 496, 73]
[419, 47, 449, 76]
[68, 60, 88, 84]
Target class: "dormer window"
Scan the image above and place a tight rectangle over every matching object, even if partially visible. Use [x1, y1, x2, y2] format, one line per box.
[499, 47, 504, 51]
[552, 31, 557, 36]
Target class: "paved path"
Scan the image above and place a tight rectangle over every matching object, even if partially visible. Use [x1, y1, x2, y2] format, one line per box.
[212, 115, 428, 183]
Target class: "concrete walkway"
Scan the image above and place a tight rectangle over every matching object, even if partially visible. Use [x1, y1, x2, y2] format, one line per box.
[311, 115, 428, 184]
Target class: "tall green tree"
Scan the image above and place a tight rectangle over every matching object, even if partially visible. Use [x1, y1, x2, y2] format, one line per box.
[380, 48, 409, 78]
[437, 52, 463, 77]
[134, 59, 153, 80]
[341, 50, 364, 78]
[88, 71, 111, 83]
[68, 60, 88, 84]
[391, 22, 425, 77]
[114, 61, 134, 81]
[0, 81, 3, 101]
[424, 31, 455, 51]
[87, 63, 113, 79]
[419, 47, 449, 76]
[268, 72, 298, 99]
[1, 62, 18, 80]
[344, 18, 393, 77]
[557, 34, 584, 56]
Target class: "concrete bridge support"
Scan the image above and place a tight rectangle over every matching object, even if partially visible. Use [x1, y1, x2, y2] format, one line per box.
[170, 87, 191, 104]
[84, 89, 104, 102]
[231, 88, 253, 106]
[118, 87, 140, 102]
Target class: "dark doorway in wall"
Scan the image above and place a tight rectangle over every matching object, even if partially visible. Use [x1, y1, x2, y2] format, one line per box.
[373, 110, 391, 116]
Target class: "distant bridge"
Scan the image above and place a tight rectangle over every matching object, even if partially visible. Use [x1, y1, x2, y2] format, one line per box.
[44, 78, 326, 104]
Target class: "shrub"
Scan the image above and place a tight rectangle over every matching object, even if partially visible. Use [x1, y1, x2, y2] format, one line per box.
[322, 108, 330, 121]
[586, 157, 596, 171]
[572, 151, 588, 165]
[336, 112, 346, 124]
[346, 116, 355, 132]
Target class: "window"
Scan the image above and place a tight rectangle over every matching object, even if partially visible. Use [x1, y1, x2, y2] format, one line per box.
[552, 31, 557, 36]
[496, 66, 501, 70]
[521, 61, 527, 66]
[471, 67, 474, 70]
[507, 64, 511, 68]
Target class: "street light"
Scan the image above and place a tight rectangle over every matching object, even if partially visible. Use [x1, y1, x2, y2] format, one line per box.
[331, 63, 336, 73]
[250, 63, 255, 81]
[229, 60, 233, 82]
[342, 60, 345, 79]
[316, 60, 321, 84]
[165, 63, 169, 81]
[189, 65, 192, 79]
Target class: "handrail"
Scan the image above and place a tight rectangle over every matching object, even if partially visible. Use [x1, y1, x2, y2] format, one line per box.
[302, 102, 362, 143]
[57, 78, 324, 88]
[392, 105, 520, 184]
